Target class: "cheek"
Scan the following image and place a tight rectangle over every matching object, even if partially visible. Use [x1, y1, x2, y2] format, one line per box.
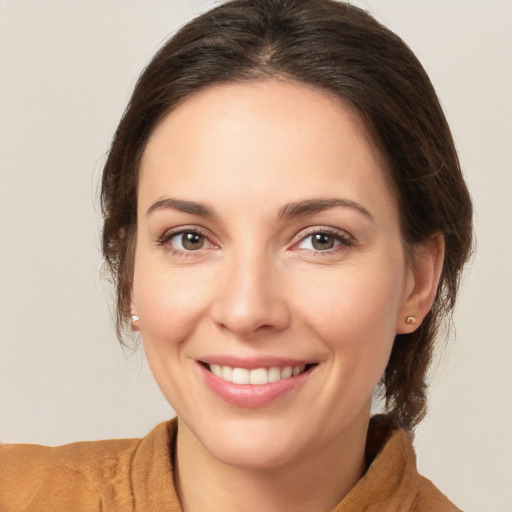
[132, 260, 214, 347]
[131, 262, 216, 409]
[291, 259, 405, 359]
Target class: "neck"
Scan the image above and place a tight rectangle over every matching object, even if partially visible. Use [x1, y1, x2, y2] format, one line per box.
[175, 415, 369, 512]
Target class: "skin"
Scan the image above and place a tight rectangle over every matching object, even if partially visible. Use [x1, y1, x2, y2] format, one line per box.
[131, 80, 443, 512]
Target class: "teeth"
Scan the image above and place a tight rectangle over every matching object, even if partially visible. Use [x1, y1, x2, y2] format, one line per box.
[281, 366, 293, 379]
[232, 368, 250, 384]
[268, 367, 281, 383]
[222, 365, 233, 381]
[249, 367, 268, 385]
[210, 364, 222, 378]
[208, 364, 307, 385]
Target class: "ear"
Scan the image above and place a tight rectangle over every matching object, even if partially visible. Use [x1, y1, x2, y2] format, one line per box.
[396, 235, 445, 334]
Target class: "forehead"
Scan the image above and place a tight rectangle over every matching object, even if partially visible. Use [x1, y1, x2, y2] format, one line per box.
[139, 79, 397, 222]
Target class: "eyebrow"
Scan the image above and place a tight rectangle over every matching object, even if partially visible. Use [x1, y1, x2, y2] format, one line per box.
[146, 198, 216, 218]
[146, 196, 373, 222]
[279, 198, 373, 221]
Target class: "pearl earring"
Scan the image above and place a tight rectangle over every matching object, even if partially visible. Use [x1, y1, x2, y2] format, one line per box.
[406, 316, 417, 325]
[131, 314, 140, 323]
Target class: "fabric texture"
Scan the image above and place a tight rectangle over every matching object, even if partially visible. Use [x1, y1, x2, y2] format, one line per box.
[0, 417, 461, 512]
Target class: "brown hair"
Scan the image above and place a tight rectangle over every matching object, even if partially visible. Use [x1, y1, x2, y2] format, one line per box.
[101, 0, 473, 431]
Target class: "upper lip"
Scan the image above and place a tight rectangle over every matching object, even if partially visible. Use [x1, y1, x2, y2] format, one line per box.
[198, 355, 316, 370]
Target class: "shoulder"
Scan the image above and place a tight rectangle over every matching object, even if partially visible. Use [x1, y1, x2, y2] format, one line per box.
[354, 416, 463, 511]
[0, 437, 139, 511]
[0, 424, 170, 512]
[384, 428, 462, 511]
[414, 475, 462, 512]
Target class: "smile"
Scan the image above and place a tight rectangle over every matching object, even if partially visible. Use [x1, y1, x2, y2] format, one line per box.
[198, 360, 317, 408]
[207, 364, 310, 385]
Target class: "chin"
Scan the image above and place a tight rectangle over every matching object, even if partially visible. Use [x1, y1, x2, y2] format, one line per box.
[184, 414, 311, 470]
[207, 435, 302, 470]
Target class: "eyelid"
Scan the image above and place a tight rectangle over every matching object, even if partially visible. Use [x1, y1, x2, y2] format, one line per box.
[157, 225, 218, 248]
[156, 224, 353, 253]
[290, 226, 354, 250]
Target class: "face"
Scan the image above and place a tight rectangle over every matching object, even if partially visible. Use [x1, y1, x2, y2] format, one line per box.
[132, 80, 415, 469]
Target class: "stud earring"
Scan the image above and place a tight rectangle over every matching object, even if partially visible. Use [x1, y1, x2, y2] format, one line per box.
[131, 314, 140, 332]
[406, 316, 417, 325]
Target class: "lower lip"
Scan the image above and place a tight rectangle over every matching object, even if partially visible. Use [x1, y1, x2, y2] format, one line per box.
[198, 363, 314, 408]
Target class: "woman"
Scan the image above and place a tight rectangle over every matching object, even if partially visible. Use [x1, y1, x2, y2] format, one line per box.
[0, 0, 473, 510]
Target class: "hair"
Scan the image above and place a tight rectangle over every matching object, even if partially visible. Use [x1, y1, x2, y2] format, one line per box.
[101, 0, 473, 431]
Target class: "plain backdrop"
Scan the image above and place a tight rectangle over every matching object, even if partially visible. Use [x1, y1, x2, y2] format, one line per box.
[1, 1, 511, 511]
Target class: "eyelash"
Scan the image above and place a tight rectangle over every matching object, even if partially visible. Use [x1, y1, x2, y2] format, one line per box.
[156, 226, 354, 257]
[157, 226, 215, 257]
[291, 227, 354, 255]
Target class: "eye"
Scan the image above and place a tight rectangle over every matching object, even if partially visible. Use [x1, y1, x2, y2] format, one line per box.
[294, 229, 352, 252]
[171, 232, 205, 251]
[166, 231, 211, 252]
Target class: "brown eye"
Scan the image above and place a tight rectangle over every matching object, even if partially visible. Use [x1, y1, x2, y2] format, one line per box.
[311, 233, 335, 250]
[295, 230, 351, 252]
[171, 232, 205, 251]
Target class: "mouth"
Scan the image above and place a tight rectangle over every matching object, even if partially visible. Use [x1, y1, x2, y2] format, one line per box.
[197, 359, 318, 408]
[200, 362, 317, 385]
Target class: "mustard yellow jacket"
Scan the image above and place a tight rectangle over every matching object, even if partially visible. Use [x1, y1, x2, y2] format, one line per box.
[0, 418, 461, 511]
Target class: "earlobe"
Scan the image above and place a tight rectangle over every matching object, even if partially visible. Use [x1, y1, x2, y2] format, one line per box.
[397, 235, 445, 334]
[130, 297, 140, 331]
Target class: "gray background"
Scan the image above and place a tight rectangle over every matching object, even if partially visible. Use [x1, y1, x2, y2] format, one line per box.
[1, 1, 511, 510]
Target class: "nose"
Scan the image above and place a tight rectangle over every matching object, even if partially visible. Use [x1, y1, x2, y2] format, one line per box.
[210, 251, 291, 338]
